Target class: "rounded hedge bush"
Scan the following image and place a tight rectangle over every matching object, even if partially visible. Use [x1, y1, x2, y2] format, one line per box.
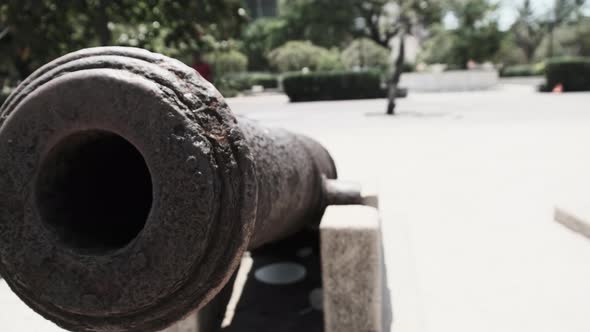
[268, 41, 343, 72]
[341, 38, 391, 72]
[206, 50, 249, 77]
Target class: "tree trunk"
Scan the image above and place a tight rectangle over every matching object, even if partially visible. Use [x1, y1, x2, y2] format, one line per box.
[386, 29, 405, 116]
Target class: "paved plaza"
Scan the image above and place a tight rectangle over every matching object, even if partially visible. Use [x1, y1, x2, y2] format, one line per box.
[3, 82, 590, 331]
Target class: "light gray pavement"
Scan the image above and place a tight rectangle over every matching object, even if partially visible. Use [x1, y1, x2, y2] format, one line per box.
[227, 83, 590, 332]
[3, 83, 590, 331]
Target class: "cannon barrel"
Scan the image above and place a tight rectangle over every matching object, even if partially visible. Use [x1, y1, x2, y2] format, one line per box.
[0, 47, 339, 332]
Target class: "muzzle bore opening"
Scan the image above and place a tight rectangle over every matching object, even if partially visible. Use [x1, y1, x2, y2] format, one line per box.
[35, 130, 153, 254]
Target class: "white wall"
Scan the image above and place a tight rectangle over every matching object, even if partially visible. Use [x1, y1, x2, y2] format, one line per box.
[400, 70, 500, 92]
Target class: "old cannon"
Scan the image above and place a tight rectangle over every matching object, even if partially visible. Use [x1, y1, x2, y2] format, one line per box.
[0, 47, 361, 332]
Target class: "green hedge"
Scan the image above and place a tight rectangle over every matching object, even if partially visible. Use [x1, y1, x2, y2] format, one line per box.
[282, 71, 385, 102]
[219, 72, 278, 91]
[269, 41, 343, 72]
[500, 63, 545, 77]
[236, 72, 279, 89]
[545, 57, 590, 92]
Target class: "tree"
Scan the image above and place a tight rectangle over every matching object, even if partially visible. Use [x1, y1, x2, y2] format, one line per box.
[353, 0, 443, 115]
[341, 38, 391, 71]
[560, 16, 590, 56]
[277, 0, 357, 48]
[243, 0, 442, 115]
[268, 41, 343, 72]
[512, 0, 544, 63]
[0, 0, 246, 80]
[445, 0, 503, 68]
[354, 0, 442, 48]
[241, 18, 288, 70]
[545, 0, 586, 57]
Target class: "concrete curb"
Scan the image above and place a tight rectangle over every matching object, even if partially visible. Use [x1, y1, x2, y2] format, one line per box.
[321, 205, 391, 332]
[555, 205, 590, 240]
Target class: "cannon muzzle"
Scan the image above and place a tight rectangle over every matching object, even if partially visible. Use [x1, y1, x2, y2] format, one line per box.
[0, 47, 338, 332]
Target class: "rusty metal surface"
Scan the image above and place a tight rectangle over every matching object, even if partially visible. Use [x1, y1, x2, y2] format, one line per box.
[0, 47, 336, 332]
[242, 121, 336, 248]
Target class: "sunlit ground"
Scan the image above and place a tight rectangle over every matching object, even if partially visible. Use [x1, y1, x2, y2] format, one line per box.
[229, 82, 590, 332]
[2, 81, 590, 332]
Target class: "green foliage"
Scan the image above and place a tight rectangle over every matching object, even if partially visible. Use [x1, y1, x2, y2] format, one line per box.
[206, 50, 248, 78]
[500, 63, 545, 77]
[240, 0, 359, 71]
[495, 33, 528, 65]
[317, 49, 346, 71]
[419, 0, 503, 67]
[282, 71, 385, 102]
[272, 0, 444, 50]
[241, 18, 289, 70]
[495, 3, 590, 64]
[355, 0, 445, 47]
[512, 0, 544, 63]
[545, 57, 590, 91]
[214, 72, 279, 98]
[549, 0, 586, 26]
[341, 38, 391, 71]
[268, 41, 343, 72]
[214, 77, 240, 98]
[225, 72, 279, 90]
[0, 0, 246, 79]
[553, 17, 590, 57]
[244, 0, 445, 75]
[446, 0, 504, 67]
[418, 25, 454, 64]
[241, 72, 279, 89]
[278, 0, 357, 48]
[543, 0, 587, 58]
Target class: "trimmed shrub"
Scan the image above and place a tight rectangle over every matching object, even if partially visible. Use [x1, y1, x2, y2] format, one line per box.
[500, 63, 545, 77]
[225, 72, 279, 91]
[268, 41, 343, 72]
[282, 71, 385, 102]
[214, 72, 279, 98]
[206, 50, 249, 78]
[341, 38, 391, 71]
[545, 57, 590, 91]
[317, 50, 346, 71]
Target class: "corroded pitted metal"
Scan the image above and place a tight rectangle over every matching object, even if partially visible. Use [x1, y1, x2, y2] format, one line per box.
[0, 47, 337, 332]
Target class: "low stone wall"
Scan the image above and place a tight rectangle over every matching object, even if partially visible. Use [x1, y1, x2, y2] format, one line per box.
[321, 205, 391, 332]
[400, 70, 499, 92]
